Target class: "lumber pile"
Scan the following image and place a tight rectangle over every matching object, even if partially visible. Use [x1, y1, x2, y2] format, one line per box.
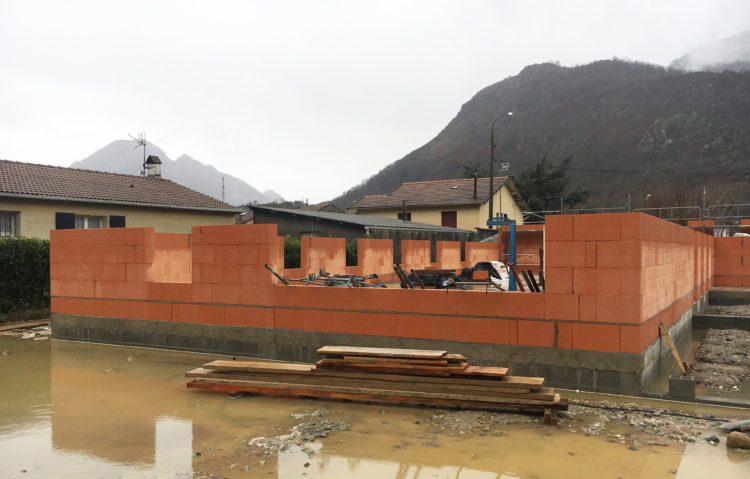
[186, 346, 567, 425]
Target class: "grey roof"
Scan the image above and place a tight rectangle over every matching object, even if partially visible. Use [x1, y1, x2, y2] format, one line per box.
[250, 205, 473, 233]
[0, 159, 240, 213]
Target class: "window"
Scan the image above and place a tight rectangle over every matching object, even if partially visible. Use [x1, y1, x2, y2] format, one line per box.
[397, 212, 411, 221]
[441, 211, 457, 228]
[75, 215, 107, 229]
[0, 211, 20, 237]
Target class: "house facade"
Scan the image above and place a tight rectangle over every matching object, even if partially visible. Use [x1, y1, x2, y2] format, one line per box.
[350, 177, 527, 231]
[0, 160, 240, 239]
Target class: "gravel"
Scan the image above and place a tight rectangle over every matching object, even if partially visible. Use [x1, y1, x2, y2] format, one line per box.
[691, 329, 750, 390]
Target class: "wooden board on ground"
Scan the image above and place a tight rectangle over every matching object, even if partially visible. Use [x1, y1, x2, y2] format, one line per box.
[187, 380, 568, 411]
[0, 320, 48, 332]
[450, 365, 508, 377]
[310, 368, 544, 388]
[203, 360, 313, 374]
[187, 378, 562, 407]
[185, 368, 549, 398]
[339, 356, 449, 366]
[317, 358, 466, 370]
[317, 346, 447, 360]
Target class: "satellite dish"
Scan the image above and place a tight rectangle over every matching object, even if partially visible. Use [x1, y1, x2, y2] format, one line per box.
[499, 162, 510, 172]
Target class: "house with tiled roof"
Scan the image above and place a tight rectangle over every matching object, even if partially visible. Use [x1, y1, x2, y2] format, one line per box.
[0, 159, 240, 239]
[350, 177, 528, 231]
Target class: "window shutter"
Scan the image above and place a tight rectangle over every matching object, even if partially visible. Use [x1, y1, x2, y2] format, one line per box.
[55, 212, 75, 230]
[109, 215, 126, 228]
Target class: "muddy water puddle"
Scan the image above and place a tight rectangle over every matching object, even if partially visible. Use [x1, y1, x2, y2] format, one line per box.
[1, 337, 750, 478]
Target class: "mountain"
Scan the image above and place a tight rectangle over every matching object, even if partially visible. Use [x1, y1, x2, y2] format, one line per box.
[333, 59, 750, 209]
[70, 140, 282, 206]
[670, 30, 750, 72]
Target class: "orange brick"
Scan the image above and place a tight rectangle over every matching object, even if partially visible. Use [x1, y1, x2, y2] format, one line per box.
[434, 316, 471, 342]
[517, 320, 555, 347]
[578, 295, 596, 322]
[620, 268, 644, 296]
[595, 295, 643, 324]
[620, 325, 642, 353]
[157, 283, 191, 302]
[574, 214, 621, 241]
[275, 308, 305, 330]
[363, 313, 398, 337]
[467, 317, 511, 344]
[544, 294, 579, 321]
[94, 280, 149, 300]
[572, 323, 620, 352]
[545, 267, 573, 294]
[597, 241, 643, 269]
[238, 244, 260, 264]
[457, 291, 498, 316]
[573, 268, 620, 295]
[545, 215, 573, 241]
[225, 305, 251, 326]
[545, 241, 585, 267]
[396, 314, 434, 339]
[50, 279, 95, 297]
[212, 284, 240, 304]
[190, 283, 212, 303]
[332, 311, 368, 335]
[585, 242, 597, 268]
[498, 293, 545, 319]
[557, 322, 573, 349]
[248, 307, 275, 328]
[126, 263, 154, 282]
[472, 270, 489, 281]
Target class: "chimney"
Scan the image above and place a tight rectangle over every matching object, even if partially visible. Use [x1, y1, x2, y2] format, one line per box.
[472, 174, 478, 200]
[145, 155, 162, 178]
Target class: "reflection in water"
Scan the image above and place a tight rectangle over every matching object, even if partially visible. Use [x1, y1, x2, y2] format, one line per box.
[1, 337, 749, 478]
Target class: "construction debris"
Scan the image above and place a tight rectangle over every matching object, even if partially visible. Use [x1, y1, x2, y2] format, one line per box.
[265, 264, 384, 288]
[186, 346, 567, 425]
[0, 320, 50, 339]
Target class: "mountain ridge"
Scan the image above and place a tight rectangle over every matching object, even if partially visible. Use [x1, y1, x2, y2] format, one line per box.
[70, 140, 283, 206]
[333, 59, 750, 209]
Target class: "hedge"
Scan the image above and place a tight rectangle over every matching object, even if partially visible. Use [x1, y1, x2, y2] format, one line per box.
[0, 237, 50, 313]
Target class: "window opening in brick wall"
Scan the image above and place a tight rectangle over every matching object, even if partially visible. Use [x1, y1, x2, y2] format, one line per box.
[75, 215, 107, 229]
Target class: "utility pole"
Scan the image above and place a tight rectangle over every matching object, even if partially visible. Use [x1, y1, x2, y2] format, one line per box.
[222, 177, 225, 203]
[489, 112, 513, 228]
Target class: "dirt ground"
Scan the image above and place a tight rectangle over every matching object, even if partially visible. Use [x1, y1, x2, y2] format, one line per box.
[691, 329, 750, 390]
[704, 304, 750, 316]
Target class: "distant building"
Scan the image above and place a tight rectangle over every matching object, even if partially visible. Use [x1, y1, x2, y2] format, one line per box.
[350, 177, 528, 231]
[0, 159, 240, 239]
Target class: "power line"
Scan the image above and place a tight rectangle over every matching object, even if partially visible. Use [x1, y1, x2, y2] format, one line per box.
[509, 158, 720, 176]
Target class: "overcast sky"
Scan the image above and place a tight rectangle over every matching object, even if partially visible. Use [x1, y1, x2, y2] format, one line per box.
[1, 1, 748, 203]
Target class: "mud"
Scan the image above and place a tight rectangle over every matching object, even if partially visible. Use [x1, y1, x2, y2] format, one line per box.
[691, 329, 750, 390]
[705, 304, 750, 316]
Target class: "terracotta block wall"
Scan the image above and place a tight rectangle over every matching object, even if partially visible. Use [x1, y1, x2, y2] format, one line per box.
[687, 219, 714, 236]
[435, 241, 461, 269]
[465, 242, 499, 266]
[400, 240, 430, 270]
[153, 233, 191, 283]
[544, 213, 713, 353]
[500, 225, 543, 273]
[300, 237, 346, 275]
[51, 216, 723, 356]
[713, 236, 749, 287]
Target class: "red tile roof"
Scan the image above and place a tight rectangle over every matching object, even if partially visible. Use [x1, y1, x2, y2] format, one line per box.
[0, 160, 239, 212]
[352, 177, 526, 210]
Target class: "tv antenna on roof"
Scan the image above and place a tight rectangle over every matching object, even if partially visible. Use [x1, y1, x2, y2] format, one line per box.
[129, 132, 147, 176]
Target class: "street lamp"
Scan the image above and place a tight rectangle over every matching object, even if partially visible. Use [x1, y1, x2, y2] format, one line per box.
[489, 112, 513, 227]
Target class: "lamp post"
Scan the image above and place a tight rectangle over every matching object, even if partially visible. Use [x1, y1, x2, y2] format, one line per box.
[489, 112, 513, 228]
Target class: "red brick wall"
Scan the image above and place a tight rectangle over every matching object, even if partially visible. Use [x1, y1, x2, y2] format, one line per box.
[713, 236, 749, 287]
[50, 215, 720, 355]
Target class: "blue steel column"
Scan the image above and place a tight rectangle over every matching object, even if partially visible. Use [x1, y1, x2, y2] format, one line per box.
[486, 218, 517, 291]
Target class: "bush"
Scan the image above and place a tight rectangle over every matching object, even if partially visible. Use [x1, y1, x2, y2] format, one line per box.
[0, 237, 50, 314]
[284, 235, 301, 269]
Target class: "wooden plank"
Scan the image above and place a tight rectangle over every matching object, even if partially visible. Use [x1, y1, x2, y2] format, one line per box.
[444, 353, 467, 362]
[186, 378, 561, 406]
[318, 359, 465, 370]
[450, 365, 508, 377]
[527, 270, 541, 293]
[339, 356, 449, 365]
[659, 323, 688, 375]
[187, 380, 568, 411]
[0, 320, 48, 332]
[315, 362, 453, 377]
[311, 369, 544, 388]
[184, 368, 549, 398]
[203, 360, 313, 374]
[411, 269, 426, 289]
[316, 346, 448, 359]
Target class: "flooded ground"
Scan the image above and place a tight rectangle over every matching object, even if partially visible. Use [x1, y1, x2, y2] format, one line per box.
[1, 336, 750, 478]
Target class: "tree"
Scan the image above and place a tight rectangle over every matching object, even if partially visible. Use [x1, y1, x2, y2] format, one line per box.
[461, 161, 489, 178]
[516, 157, 590, 211]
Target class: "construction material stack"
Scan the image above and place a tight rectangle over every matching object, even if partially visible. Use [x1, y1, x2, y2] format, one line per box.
[186, 346, 567, 425]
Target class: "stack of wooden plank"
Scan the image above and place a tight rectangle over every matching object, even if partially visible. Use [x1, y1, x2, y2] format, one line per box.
[186, 346, 567, 425]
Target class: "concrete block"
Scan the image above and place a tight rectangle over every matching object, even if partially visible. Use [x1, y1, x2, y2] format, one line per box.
[669, 375, 696, 399]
